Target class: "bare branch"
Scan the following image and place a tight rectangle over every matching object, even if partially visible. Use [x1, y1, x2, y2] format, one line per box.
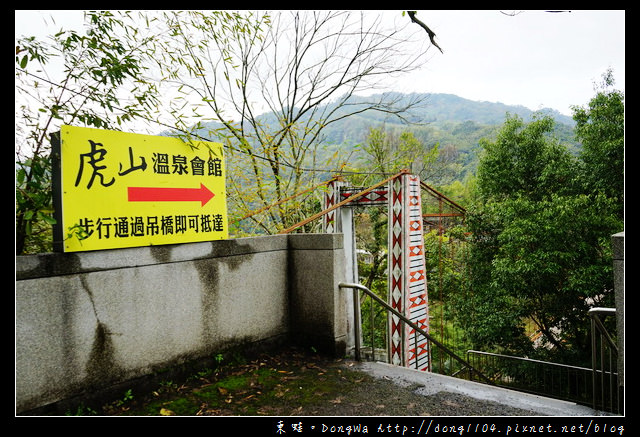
[406, 11, 443, 53]
[148, 10, 430, 232]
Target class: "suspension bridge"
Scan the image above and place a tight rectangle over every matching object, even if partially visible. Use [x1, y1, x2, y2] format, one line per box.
[233, 169, 467, 373]
[230, 170, 622, 415]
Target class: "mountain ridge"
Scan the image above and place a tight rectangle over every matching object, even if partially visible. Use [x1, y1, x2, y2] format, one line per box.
[410, 92, 575, 125]
[169, 91, 576, 142]
[168, 91, 581, 198]
[315, 92, 578, 153]
[330, 91, 576, 128]
[169, 91, 579, 183]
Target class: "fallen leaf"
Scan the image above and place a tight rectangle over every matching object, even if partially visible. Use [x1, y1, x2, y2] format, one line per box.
[283, 375, 301, 381]
[159, 408, 175, 416]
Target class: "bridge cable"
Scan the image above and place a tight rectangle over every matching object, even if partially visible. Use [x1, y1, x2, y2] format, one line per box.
[278, 170, 409, 234]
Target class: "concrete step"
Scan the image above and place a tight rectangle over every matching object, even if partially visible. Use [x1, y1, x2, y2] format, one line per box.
[353, 360, 609, 416]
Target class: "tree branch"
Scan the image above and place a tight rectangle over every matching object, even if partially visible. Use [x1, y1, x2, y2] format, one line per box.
[407, 11, 443, 54]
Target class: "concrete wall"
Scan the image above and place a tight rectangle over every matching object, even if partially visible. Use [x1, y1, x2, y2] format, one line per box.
[15, 234, 347, 414]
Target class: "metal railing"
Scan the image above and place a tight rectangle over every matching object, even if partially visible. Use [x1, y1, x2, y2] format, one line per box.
[589, 307, 621, 414]
[338, 283, 622, 415]
[465, 309, 620, 414]
[338, 282, 493, 385]
[465, 350, 594, 405]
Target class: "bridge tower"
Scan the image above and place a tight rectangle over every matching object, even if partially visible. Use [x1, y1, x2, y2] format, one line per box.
[323, 172, 430, 371]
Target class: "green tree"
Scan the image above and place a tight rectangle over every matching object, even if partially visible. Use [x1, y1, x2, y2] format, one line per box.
[15, 11, 160, 254]
[462, 112, 622, 364]
[355, 125, 440, 285]
[359, 126, 439, 176]
[476, 113, 577, 200]
[572, 68, 625, 220]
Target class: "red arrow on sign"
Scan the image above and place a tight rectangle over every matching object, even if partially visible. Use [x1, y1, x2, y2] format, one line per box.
[128, 183, 215, 206]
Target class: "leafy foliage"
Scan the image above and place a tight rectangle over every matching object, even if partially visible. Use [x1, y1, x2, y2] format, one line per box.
[15, 11, 161, 254]
[572, 68, 625, 219]
[462, 87, 623, 364]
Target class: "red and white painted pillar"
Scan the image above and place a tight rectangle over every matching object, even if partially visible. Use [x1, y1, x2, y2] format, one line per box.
[324, 173, 430, 371]
[388, 173, 430, 371]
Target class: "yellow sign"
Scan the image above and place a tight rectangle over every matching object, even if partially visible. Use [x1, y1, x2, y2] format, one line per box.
[54, 125, 228, 252]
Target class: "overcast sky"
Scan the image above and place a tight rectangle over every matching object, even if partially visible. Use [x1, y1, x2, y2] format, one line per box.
[15, 10, 625, 117]
[401, 10, 625, 115]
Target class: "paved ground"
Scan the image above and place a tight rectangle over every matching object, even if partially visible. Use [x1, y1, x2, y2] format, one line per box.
[352, 360, 601, 416]
[87, 346, 604, 417]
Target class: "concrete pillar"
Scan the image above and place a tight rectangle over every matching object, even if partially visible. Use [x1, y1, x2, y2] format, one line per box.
[612, 232, 624, 405]
[340, 206, 359, 357]
[287, 233, 348, 357]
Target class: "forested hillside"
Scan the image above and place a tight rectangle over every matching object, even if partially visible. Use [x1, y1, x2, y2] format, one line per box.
[308, 92, 579, 185]
[320, 92, 575, 144]
[189, 92, 580, 189]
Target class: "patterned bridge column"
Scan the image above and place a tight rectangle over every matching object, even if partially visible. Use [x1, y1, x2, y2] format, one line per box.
[388, 173, 430, 371]
[323, 178, 345, 233]
[324, 174, 430, 371]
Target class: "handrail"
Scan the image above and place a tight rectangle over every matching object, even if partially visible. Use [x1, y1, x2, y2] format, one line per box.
[467, 349, 594, 373]
[466, 349, 594, 405]
[588, 307, 620, 413]
[338, 282, 494, 385]
[588, 308, 618, 355]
